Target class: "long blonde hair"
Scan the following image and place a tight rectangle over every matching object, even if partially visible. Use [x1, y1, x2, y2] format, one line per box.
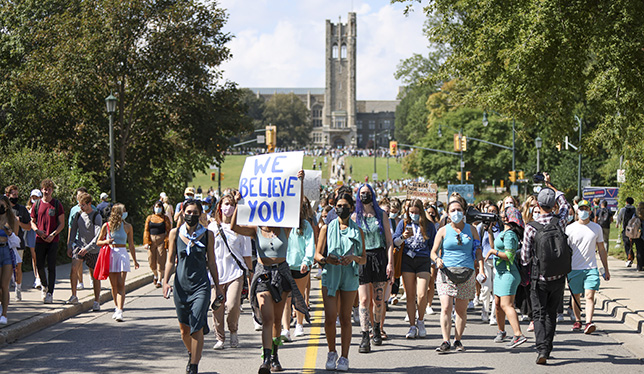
[109, 203, 125, 230]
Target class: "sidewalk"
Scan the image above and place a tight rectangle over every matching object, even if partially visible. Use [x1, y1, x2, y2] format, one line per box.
[0, 246, 153, 346]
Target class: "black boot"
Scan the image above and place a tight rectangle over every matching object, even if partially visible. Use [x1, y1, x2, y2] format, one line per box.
[258, 348, 272, 374]
[188, 364, 198, 374]
[359, 331, 371, 353]
[373, 323, 383, 346]
[186, 352, 191, 374]
[271, 341, 283, 372]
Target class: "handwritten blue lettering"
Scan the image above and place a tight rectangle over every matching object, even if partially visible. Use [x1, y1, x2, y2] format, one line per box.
[239, 178, 249, 198]
[254, 157, 272, 175]
[271, 155, 287, 173]
[247, 200, 258, 221]
[286, 176, 298, 197]
[249, 177, 258, 197]
[273, 201, 285, 222]
[258, 177, 267, 198]
[258, 201, 270, 222]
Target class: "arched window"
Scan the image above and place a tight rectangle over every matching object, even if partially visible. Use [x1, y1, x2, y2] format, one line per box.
[341, 44, 347, 59]
[332, 44, 338, 59]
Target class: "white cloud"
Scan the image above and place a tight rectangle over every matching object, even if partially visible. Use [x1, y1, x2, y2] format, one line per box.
[216, 0, 428, 100]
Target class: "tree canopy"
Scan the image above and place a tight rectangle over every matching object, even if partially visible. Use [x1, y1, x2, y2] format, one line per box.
[263, 93, 311, 148]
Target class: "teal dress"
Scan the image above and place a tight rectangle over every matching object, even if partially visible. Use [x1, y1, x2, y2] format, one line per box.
[493, 229, 520, 297]
[322, 219, 363, 296]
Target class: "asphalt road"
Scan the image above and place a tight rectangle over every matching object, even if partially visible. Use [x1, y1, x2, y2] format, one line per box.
[1, 279, 642, 373]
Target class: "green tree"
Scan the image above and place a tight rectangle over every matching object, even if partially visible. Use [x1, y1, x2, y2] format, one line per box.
[263, 93, 311, 148]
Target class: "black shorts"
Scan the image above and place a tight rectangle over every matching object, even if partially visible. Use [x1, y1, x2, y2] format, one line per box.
[359, 247, 389, 285]
[256, 270, 292, 294]
[291, 269, 310, 280]
[401, 254, 431, 274]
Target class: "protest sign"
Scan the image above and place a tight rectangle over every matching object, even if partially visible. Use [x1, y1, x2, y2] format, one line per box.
[406, 182, 438, 204]
[303, 169, 322, 203]
[583, 187, 619, 212]
[447, 184, 475, 204]
[237, 151, 303, 227]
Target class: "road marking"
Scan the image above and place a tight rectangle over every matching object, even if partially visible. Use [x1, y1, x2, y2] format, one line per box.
[302, 280, 324, 373]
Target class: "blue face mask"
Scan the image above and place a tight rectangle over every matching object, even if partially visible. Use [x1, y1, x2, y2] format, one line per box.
[567, 215, 574, 223]
[578, 210, 590, 221]
[450, 211, 463, 224]
[410, 213, 420, 223]
[122, 212, 128, 220]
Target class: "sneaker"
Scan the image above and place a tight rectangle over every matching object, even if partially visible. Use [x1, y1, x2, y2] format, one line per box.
[230, 332, 239, 348]
[336, 316, 341, 327]
[44, 293, 53, 304]
[114, 309, 124, 322]
[506, 335, 528, 348]
[536, 353, 548, 365]
[557, 313, 564, 323]
[572, 321, 582, 331]
[325, 351, 338, 370]
[254, 320, 263, 331]
[489, 316, 497, 326]
[427, 307, 435, 315]
[481, 310, 489, 323]
[473, 296, 480, 306]
[519, 314, 529, 322]
[294, 324, 305, 337]
[112, 309, 118, 319]
[527, 321, 535, 332]
[405, 326, 418, 339]
[352, 307, 359, 325]
[281, 329, 291, 342]
[41, 288, 47, 301]
[453, 340, 465, 352]
[494, 331, 507, 343]
[400, 293, 407, 301]
[417, 320, 427, 338]
[436, 341, 451, 353]
[0, 316, 7, 324]
[389, 296, 399, 305]
[34, 278, 42, 289]
[336, 356, 349, 372]
[15, 284, 21, 301]
[213, 340, 225, 350]
[626, 260, 633, 267]
[78, 282, 85, 290]
[584, 322, 596, 334]
[467, 301, 475, 310]
[404, 314, 410, 322]
[65, 295, 79, 305]
[92, 301, 101, 311]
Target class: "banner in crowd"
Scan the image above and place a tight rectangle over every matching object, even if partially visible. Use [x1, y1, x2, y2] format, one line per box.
[447, 184, 475, 204]
[583, 187, 619, 212]
[406, 182, 438, 204]
[303, 169, 322, 203]
[237, 151, 303, 227]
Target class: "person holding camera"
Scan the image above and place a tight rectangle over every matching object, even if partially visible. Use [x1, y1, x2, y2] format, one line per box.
[484, 206, 528, 348]
[431, 194, 486, 353]
[476, 203, 501, 325]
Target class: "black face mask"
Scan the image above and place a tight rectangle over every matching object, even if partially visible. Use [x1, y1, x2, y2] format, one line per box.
[360, 193, 372, 205]
[0, 205, 5, 215]
[185, 214, 200, 227]
[336, 207, 351, 220]
[9, 197, 18, 205]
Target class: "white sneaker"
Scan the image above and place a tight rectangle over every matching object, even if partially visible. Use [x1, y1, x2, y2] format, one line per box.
[467, 301, 475, 310]
[405, 326, 418, 339]
[114, 309, 124, 322]
[473, 296, 480, 306]
[336, 316, 341, 326]
[65, 295, 79, 305]
[626, 260, 633, 267]
[230, 332, 239, 348]
[254, 320, 263, 331]
[336, 356, 349, 372]
[417, 320, 427, 338]
[112, 308, 118, 319]
[404, 314, 410, 322]
[78, 282, 85, 290]
[556, 313, 564, 323]
[281, 329, 291, 342]
[427, 307, 435, 315]
[325, 351, 338, 370]
[519, 314, 529, 322]
[41, 288, 47, 301]
[15, 284, 21, 301]
[294, 324, 305, 337]
[44, 293, 53, 304]
[34, 278, 42, 289]
[489, 316, 497, 326]
[92, 301, 101, 311]
[0, 316, 7, 324]
[400, 293, 407, 301]
[481, 310, 489, 323]
[213, 340, 225, 350]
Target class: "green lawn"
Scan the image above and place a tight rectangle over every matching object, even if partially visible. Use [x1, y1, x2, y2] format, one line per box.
[343, 156, 410, 182]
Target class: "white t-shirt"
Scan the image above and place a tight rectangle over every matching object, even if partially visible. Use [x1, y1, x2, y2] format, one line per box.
[566, 221, 604, 270]
[208, 222, 252, 284]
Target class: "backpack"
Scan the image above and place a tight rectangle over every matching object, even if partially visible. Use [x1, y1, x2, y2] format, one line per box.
[99, 203, 113, 223]
[72, 210, 101, 229]
[33, 198, 61, 225]
[625, 216, 642, 240]
[597, 207, 612, 227]
[623, 206, 636, 229]
[528, 217, 572, 279]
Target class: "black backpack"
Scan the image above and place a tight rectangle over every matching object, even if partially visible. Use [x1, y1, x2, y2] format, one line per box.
[623, 206, 636, 230]
[528, 217, 572, 279]
[99, 203, 113, 223]
[597, 207, 612, 227]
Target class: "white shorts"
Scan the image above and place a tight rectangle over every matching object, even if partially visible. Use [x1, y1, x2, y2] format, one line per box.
[110, 246, 131, 273]
[13, 248, 23, 264]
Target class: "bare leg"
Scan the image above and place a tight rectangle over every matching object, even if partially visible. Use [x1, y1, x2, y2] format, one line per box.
[572, 293, 583, 322]
[500, 295, 522, 336]
[358, 284, 372, 332]
[454, 298, 468, 341]
[1, 264, 11, 316]
[495, 295, 506, 332]
[439, 295, 453, 341]
[585, 290, 596, 323]
[402, 272, 417, 325]
[108, 273, 119, 309]
[322, 287, 338, 353]
[180, 323, 193, 353]
[190, 329, 204, 364]
[257, 291, 275, 348]
[70, 259, 82, 297]
[29, 247, 39, 281]
[415, 273, 430, 321]
[88, 267, 100, 301]
[339, 290, 357, 358]
[372, 281, 386, 323]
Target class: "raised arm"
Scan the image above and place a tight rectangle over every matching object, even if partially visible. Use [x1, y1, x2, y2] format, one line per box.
[314, 224, 328, 264]
[162, 228, 178, 298]
[230, 204, 256, 238]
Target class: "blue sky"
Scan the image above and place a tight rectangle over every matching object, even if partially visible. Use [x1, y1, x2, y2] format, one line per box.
[216, 0, 429, 100]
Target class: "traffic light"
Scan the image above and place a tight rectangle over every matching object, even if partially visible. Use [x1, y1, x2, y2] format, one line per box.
[509, 170, 517, 183]
[389, 140, 398, 156]
[457, 171, 462, 180]
[461, 136, 467, 152]
[454, 134, 462, 152]
[518, 171, 525, 180]
[556, 142, 562, 151]
[265, 125, 276, 153]
[220, 172, 225, 181]
[210, 172, 216, 182]
[500, 179, 504, 188]
[465, 171, 471, 181]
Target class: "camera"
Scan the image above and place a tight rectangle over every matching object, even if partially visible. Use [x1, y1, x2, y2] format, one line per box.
[533, 172, 545, 183]
[465, 206, 500, 225]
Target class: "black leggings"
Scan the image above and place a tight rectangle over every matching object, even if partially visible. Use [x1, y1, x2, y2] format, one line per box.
[633, 238, 644, 271]
[35, 241, 58, 294]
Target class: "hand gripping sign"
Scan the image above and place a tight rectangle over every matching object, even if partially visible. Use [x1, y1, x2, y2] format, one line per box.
[237, 151, 303, 228]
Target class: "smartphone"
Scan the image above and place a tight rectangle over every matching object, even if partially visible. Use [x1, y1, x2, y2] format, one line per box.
[164, 286, 172, 299]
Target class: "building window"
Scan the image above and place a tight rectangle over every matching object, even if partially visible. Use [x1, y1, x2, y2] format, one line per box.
[335, 117, 346, 128]
[332, 44, 338, 59]
[313, 119, 322, 127]
[384, 120, 391, 128]
[341, 44, 347, 59]
[368, 120, 375, 130]
[379, 122, 383, 129]
[357, 120, 362, 129]
[358, 134, 363, 143]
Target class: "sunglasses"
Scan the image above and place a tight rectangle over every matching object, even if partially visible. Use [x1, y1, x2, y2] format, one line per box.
[456, 234, 463, 246]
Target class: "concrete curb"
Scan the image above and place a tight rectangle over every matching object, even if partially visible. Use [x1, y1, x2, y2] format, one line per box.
[0, 272, 154, 346]
[596, 290, 644, 336]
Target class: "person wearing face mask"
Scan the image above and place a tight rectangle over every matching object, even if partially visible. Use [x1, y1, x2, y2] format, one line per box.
[67, 187, 97, 292]
[25, 189, 42, 289]
[208, 195, 252, 350]
[164, 200, 223, 374]
[175, 187, 196, 227]
[315, 193, 366, 372]
[96, 203, 139, 321]
[393, 199, 437, 339]
[566, 200, 610, 334]
[476, 204, 502, 325]
[144, 201, 172, 288]
[431, 195, 486, 353]
[0, 196, 20, 324]
[202, 196, 215, 223]
[5, 185, 31, 301]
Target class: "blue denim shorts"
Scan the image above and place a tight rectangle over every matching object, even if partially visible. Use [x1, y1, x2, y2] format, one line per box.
[0, 245, 12, 266]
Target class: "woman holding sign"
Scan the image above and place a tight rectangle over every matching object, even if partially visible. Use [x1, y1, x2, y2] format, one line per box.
[231, 170, 310, 374]
[353, 184, 394, 354]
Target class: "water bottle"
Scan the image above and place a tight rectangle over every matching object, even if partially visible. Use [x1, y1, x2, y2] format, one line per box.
[211, 294, 225, 310]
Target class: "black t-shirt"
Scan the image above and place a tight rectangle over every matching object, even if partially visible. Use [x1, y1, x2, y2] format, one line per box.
[11, 203, 31, 249]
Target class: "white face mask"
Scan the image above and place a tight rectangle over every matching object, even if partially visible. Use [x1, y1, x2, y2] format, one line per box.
[450, 211, 464, 224]
[154, 207, 163, 215]
[389, 212, 397, 219]
[504, 202, 514, 209]
[578, 210, 590, 221]
[533, 212, 540, 220]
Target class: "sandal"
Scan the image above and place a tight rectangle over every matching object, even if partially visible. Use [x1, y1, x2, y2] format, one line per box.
[381, 330, 389, 340]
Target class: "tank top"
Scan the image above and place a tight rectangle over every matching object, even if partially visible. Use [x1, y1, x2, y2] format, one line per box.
[175, 231, 209, 291]
[110, 223, 127, 245]
[149, 221, 166, 235]
[361, 215, 385, 251]
[256, 227, 288, 259]
[442, 224, 475, 269]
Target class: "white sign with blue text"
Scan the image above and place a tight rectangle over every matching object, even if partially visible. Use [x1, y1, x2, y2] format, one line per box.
[237, 151, 303, 228]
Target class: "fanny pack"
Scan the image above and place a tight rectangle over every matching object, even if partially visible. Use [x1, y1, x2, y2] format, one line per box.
[441, 266, 474, 284]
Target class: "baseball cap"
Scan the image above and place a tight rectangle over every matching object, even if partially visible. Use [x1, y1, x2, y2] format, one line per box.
[30, 189, 43, 198]
[184, 187, 195, 196]
[159, 192, 167, 199]
[100, 192, 109, 200]
[577, 199, 591, 208]
[537, 187, 556, 209]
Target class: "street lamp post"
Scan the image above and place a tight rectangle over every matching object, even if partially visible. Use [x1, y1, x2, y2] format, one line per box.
[105, 93, 117, 202]
[535, 136, 543, 172]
